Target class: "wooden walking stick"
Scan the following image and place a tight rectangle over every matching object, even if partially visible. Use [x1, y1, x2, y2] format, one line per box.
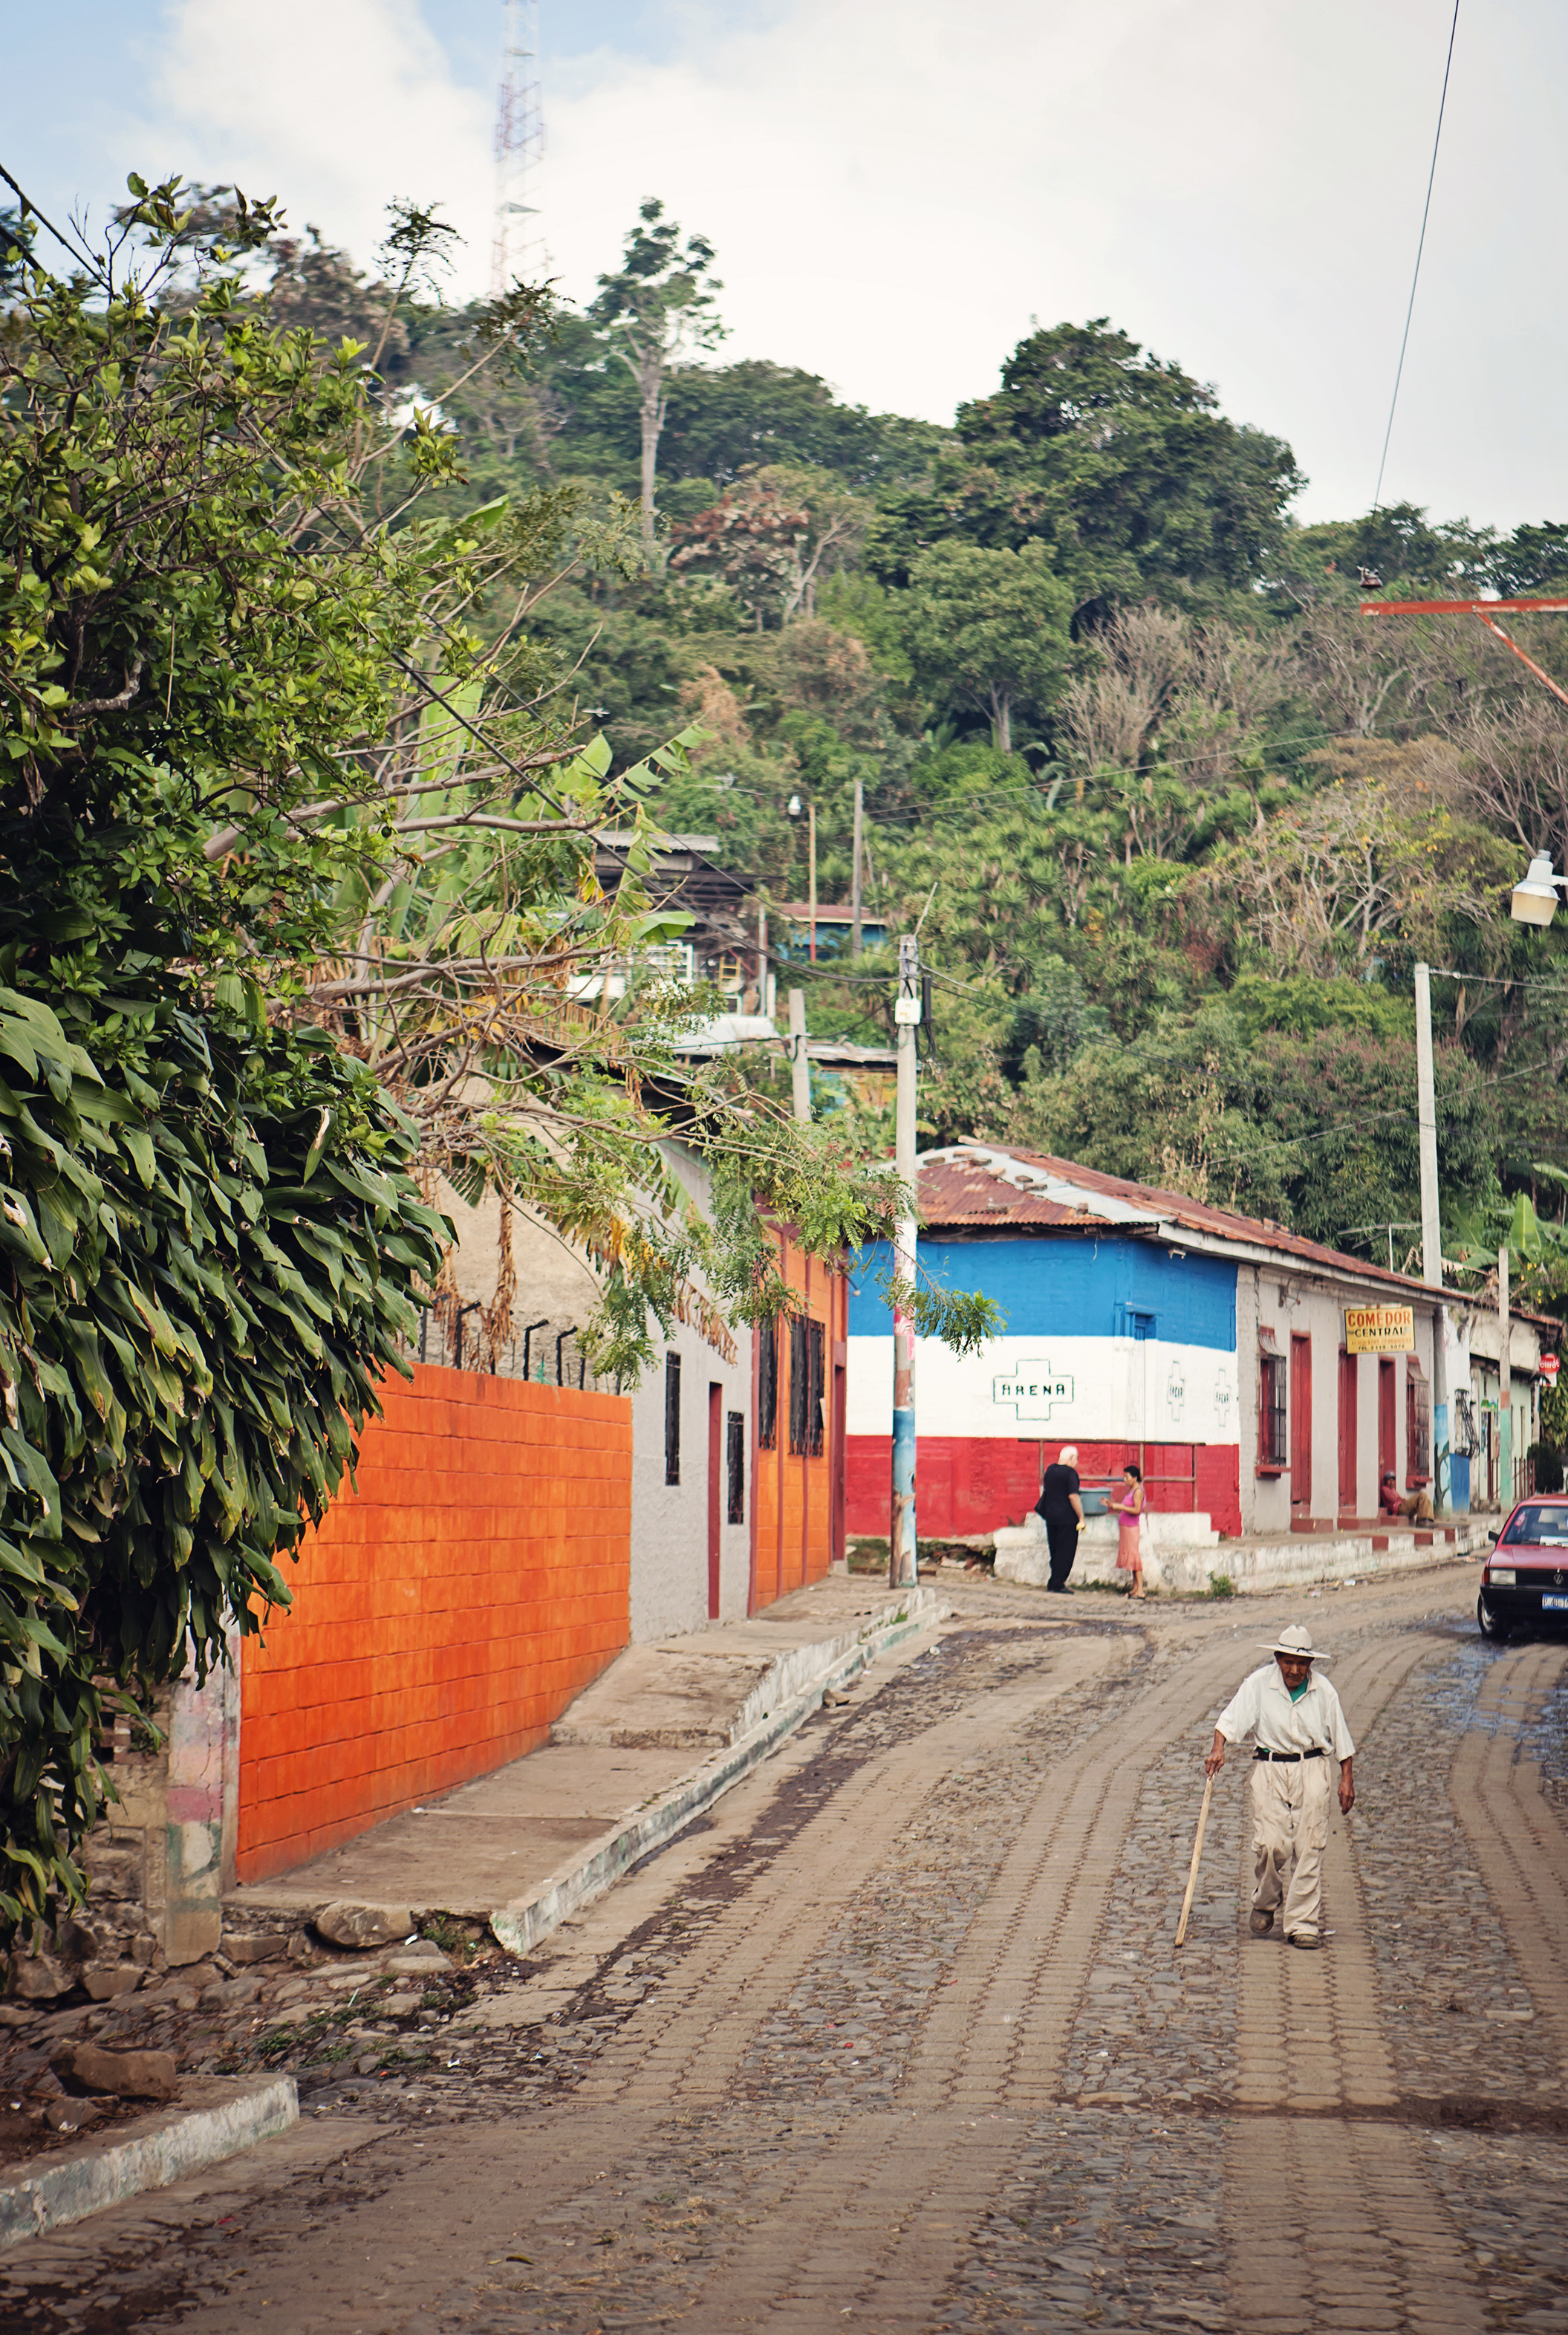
[1174, 1773, 1214, 1950]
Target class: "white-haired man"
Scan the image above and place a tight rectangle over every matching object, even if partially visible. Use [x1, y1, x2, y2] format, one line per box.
[1203, 1624, 1355, 1951]
[1033, 1445, 1085, 1594]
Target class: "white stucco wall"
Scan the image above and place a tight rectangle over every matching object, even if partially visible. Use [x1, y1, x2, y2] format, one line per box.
[440, 1152, 753, 1643]
[1243, 1260, 1437, 1527]
[627, 1313, 753, 1641]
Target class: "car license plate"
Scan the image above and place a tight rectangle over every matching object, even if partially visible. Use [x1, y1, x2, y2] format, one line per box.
[1543, 1594, 1568, 1611]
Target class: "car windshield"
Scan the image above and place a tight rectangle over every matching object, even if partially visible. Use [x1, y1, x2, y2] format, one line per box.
[1500, 1504, 1568, 1547]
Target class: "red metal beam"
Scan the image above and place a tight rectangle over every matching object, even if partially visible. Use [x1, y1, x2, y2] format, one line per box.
[1357, 595, 1568, 710]
[1359, 597, 1568, 615]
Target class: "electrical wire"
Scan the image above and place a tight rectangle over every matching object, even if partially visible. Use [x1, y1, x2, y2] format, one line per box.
[1373, 0, 1461, 510]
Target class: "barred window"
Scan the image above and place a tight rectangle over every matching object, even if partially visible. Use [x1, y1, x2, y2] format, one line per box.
[726, 1412, 745, 1523]
[1407, 1360, 1431, 1480]
[1259, 1352, 1287, 1467]
[807, 1319, 825, 1457]
[665, 1351, 681, 1485]
[758, 1321, 778, 1451]
[789, 1319, 825, 1457]
[788, 1319, 809, 1455]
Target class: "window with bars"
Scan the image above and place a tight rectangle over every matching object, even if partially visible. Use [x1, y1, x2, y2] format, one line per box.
[758, 1321, 778, 1451]
[664, 1351, 681, 1484]
[726, 1412, 745, 1523]
[789, 1319, 825, 1457]
[1259, 1342, 1288, 1468]
[1407, 1360, 1431, 1481]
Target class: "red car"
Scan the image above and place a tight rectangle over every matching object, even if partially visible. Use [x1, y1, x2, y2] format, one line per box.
[1479, 1495, 1568, 1640]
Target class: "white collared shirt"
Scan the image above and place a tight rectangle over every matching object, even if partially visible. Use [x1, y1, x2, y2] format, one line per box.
[1215, 1663, 1356, 1760]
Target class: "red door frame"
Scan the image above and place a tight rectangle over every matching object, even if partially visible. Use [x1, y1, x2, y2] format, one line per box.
[1338, 1350, 1359, 1514]
[707, 1381, 722, 1620]
[1289, 1334, 1312, 1518]
[1377, 1358, 1396, 1488]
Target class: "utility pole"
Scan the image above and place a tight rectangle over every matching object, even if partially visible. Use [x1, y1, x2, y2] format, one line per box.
[851, 778, 864, 958]
[787, 987, 810, 1124]
[1414, 962, 1450, 1510]
[1499, 1244, 1512, 1511]
[808, 801, 817, 964]
[890, 935, 920, 1588]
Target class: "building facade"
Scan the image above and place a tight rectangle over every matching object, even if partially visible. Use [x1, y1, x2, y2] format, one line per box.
[847, 1146, 1444, 1542]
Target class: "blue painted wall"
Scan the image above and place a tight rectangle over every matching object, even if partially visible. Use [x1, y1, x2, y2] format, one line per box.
[850, 1235, 1237, 1352]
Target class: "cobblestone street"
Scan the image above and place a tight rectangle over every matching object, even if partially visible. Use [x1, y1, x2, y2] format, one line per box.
[4, 1565, 1566, 2335]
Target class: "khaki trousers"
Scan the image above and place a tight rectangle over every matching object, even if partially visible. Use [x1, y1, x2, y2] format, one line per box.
[1250, 1755, 1333, 1940]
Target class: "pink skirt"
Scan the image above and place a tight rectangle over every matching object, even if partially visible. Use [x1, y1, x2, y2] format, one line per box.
[1116, 1524, 1142, 1569]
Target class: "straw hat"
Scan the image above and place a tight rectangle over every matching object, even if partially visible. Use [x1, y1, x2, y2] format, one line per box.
[1258, 1623, 1331, 1663]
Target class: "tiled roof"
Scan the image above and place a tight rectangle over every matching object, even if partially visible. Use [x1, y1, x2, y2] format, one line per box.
[918, 1144, 1437, 1296]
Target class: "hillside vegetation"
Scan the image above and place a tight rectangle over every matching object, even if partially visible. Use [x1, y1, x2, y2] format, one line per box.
[256, 200, 1568, 1307]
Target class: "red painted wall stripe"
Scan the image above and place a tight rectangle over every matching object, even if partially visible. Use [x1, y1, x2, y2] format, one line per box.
[846, 1435, 1243, 1539]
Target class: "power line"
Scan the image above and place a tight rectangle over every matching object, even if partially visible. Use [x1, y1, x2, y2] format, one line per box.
[1373, 0, 1461, 510]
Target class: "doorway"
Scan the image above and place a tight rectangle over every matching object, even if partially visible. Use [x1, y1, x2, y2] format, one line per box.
[1378, 1357, 1396, 1491]
[707, 1382, 722, 1620]
[1338, 1350, 1359, 1514]
[1289, 1334, 1312, 1519]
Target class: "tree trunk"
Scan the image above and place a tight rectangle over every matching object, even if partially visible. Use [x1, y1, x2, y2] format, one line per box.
[992, 686, 1012, 757]
[639, 345, 666, 549]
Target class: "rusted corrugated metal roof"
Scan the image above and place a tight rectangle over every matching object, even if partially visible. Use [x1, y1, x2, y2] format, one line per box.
[918, 1144, 1437, 1296]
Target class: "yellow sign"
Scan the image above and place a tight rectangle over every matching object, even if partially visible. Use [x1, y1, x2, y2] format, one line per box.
[1344, 1305, 1416, 1354]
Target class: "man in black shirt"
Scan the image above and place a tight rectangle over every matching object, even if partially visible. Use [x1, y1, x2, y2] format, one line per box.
[1034, 1444, 1085, 1593]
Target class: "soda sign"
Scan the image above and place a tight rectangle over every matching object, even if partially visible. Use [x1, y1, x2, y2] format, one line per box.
[1542, 1354, 1561, 1383]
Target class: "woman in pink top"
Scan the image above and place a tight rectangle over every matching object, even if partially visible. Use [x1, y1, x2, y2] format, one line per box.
[1111, 1462, 1147, 1599]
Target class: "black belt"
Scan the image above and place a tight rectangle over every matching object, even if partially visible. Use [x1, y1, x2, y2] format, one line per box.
[1255, 1747, 1325, 1762]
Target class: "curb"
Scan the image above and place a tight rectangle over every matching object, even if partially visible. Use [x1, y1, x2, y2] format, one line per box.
[490, 1588, 948, 1956]
[995, 1522, 1489, 1597]
[0, 2074, 298, 2250]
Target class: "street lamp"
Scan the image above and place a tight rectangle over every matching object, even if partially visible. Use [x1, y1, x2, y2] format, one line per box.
[787, 792, 816, 961]
[1510, 852, 1567, 926]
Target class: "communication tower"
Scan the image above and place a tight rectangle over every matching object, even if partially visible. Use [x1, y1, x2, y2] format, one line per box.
[491, 0, 544, 296]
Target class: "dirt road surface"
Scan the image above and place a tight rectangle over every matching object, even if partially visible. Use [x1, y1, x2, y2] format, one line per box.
[7, 1567, 1567, 2334]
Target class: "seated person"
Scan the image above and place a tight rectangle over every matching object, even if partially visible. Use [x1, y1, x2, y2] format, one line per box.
[1379, 1468, 1434, 1522]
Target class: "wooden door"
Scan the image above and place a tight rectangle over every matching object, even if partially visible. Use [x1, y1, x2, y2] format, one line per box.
[707, 1381, 722, 1620]
[1338, 1350, 1359, 1514]
[1378, 1358, 1396, 1488]
[1289, 1335, 1312, 1517]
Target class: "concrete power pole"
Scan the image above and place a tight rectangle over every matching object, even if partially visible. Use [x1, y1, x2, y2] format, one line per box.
[890, 935, 920, 1588]
[787, 987, 810, 1124]
[1414, 962, 1450, 1510]
[851, 778, 864, 958]
[1499, 1244, 1512, 1511]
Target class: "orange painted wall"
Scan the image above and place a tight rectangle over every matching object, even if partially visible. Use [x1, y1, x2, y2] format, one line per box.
[237, 1366, 632, 1884]
[751, 1242, 847, 1611]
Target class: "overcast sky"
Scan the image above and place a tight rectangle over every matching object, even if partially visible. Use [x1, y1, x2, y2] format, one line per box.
[6, 0, 1564, 528]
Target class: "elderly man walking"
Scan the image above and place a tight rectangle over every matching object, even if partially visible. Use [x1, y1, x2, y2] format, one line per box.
[1203, 1623, 1355, 1952]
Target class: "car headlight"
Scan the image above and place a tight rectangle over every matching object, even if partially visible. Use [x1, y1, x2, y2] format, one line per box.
[1489, 1567, 1516, 1586]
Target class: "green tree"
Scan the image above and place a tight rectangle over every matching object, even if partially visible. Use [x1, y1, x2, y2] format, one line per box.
[869, 320, 1302, 612]
[0, 175, 995, 1932]
[902, 542, 1074, 753]
[588, 198, 725, 548]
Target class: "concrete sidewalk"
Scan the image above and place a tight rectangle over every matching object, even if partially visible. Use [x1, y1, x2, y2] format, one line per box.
[224, 1578, 947, 1958]
[995, 1510, 1489, 1594]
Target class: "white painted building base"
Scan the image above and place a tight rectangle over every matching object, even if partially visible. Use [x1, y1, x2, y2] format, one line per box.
[993, 1513, 1490, 1596]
